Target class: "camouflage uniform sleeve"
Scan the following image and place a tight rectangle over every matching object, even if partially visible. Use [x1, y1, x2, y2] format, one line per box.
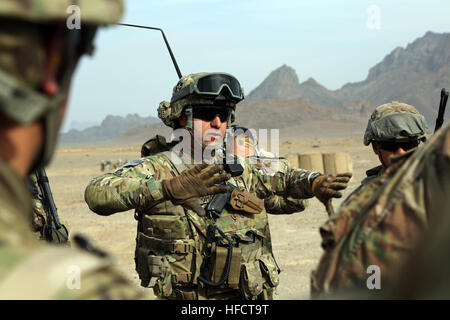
[84, 158, 167, 215]
[262, 159, 308, 214]
[284, 167, 320, 198]
[247, 161, 319, 200]
[264, 195, 306, 214]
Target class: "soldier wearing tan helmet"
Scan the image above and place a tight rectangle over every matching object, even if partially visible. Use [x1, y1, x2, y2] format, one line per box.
[362, 101, 428, 181]
[310, 101, 433, 298]
[85, 72, 352, 300]
[0, 0, 149, 299]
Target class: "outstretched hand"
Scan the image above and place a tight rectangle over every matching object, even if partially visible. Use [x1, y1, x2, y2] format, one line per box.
[312, 172, 353, 207]
[162, 163, 231, 216]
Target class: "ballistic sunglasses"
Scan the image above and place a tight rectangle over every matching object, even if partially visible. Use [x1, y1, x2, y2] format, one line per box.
[378, 140, 420, 152]
[192, 106, 232, 122]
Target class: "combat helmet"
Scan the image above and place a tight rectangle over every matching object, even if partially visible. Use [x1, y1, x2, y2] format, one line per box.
[363, 101, 428, 146]
[0, 0, 124, 167]
[158, 72, 244, 132]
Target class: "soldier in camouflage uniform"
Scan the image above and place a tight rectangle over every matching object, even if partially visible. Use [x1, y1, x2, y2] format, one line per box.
[0, 0, 149, 299]
[340, 102, 428, 207]
[85, 72, 352, 300]
[311, 102, 430, 298]
[141, 126, 307, 215]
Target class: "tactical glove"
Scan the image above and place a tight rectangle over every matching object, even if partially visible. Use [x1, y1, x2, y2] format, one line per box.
[162, 163, 231, 216]
[311, 172, 352, 205]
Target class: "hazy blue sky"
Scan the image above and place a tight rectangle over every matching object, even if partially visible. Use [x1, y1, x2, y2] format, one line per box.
[63, 0, 450, 132]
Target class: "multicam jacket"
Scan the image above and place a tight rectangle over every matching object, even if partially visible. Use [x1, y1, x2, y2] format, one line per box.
[338, 165, 383, 210]
[309, 124, 450, 297]
[387, 124, 450, 299]
[248, 156, 307, 214]
[85, 148, 320, 300]
[0, 159, 148, 299]
[141, 136, 307, 215]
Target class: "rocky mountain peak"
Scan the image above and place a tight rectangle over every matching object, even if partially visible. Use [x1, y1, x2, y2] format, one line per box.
[246, 64, 301, 101]
[301, 77, 322, 88]
[366, 32, 450, 82]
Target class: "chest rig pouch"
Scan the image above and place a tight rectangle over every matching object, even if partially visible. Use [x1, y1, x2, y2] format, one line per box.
[198, 158, 279, 299]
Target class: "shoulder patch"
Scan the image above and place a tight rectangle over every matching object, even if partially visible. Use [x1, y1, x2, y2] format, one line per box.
[122, 159, 144, 168]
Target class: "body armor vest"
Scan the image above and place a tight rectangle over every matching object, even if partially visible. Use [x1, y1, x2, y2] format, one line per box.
[134, 149, 280, 300]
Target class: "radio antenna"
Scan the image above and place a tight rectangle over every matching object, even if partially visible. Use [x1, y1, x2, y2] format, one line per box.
[115, 23, 182, 79]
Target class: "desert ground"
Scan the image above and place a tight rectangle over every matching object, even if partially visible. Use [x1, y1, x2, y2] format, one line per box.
[47, 135, 380, 299]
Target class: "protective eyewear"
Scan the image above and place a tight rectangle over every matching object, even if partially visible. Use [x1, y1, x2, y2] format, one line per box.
[192, 106, 232, 122]
[378, 140, 420, 152]
[171, 73, 244, 103]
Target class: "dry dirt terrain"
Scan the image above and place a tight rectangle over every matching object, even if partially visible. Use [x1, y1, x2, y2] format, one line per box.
[47, 136, 380, 300]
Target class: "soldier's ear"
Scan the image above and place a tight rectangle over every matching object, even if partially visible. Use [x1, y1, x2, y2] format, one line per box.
[371, 142, 379, 155]
[178, 113, 187, 128]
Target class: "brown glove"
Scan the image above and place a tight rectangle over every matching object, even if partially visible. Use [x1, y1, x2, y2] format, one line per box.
[162, 163, 231, 216]
[311, 172, 352, 205]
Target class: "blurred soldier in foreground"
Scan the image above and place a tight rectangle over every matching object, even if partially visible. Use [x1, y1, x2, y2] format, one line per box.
[85, 72, 352, 300]
[311, 102, 431, 298]
[387, 123, 450, 298]
[0, 0, 148, 299]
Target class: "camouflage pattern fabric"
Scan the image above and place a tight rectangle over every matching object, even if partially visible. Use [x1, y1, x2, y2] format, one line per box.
[337, 165, 382, 210]
[100, 159, 128, 172]
[363, 101, 428, 145]
[141, 135, 307, 215]
[246, 157, 307, 214]
[0, 159, 149, 299]
[0, 0, 149, 300]
[26, 173, 70, 244]
[85, 147, 320, 299]
[310, 123, 450, 298]
[386, 123, 450, 299]
[0, 0, 123, 25]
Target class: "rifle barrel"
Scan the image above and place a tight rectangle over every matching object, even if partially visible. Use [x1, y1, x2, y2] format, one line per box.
[434, 88, 449, 133]
[36, 167, 62, 229]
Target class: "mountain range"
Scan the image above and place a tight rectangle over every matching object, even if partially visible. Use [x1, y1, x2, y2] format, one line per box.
[59, 114, 160, 145]
[244, 31, 450, 125]
[60, 31, 449, 145]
